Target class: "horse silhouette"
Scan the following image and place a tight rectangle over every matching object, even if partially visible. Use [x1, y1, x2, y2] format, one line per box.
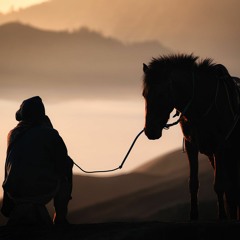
[142, 54, 240, 220]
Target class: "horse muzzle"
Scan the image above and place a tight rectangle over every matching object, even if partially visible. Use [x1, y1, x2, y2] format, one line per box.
[144, 127, 162, 140]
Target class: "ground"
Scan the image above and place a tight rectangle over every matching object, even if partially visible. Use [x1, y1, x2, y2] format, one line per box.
[0, 221, 240, 240]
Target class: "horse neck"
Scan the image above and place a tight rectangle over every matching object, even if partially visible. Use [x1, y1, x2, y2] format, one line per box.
[169, 69, 216, 120]
[172, 69, 239, 138]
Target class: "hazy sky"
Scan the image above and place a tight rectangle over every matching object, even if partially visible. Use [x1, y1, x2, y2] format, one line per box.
[0, 0, 239, 75]
[0, 0, 49, 13]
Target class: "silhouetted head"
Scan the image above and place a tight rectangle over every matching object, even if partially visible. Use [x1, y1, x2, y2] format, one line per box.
[16, 96, 46, 123]
[142, 62, 174, 139]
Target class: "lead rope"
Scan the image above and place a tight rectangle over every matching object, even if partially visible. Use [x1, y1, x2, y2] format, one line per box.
[72, 129, 144, 173]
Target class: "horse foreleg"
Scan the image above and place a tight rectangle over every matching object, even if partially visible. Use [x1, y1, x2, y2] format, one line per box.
[213, 154, 227, 220]
[185, 139, 199, 220]
[221, 148, 239, 220]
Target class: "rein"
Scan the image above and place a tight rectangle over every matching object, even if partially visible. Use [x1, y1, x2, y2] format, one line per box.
[72, 129, 144, 173]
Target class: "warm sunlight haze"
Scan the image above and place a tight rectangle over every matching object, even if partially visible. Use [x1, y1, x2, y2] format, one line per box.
[0, 0, 49, 13]
[0, 0, 240, 230]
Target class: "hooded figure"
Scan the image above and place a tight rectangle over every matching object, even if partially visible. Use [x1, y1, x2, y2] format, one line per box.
[1, 96, 73, 226]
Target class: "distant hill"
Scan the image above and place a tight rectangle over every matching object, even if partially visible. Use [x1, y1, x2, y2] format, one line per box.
[0, 148, 217, 225]
[0, 0, 239, 78]
[0, 0, 238, 46]
[0, 0, 191, 42]
[134, 149, 211, 177]
[68, 150, 216, 223]
[0, 22, 170, 101]
[69, 172, 216, 223]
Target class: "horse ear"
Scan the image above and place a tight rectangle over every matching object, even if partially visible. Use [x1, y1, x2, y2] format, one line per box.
[143, 63, 149, 73]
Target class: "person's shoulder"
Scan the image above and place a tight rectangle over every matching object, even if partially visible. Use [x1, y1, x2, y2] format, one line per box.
[31, 125, 59, 137]
[39, 126, 64, 143]
[39, 126, 59, 135]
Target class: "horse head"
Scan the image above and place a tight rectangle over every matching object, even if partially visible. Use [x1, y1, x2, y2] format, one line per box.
[142, 63, 174, 139]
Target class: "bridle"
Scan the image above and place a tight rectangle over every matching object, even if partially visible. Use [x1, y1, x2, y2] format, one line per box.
[164, 71, 196, 129]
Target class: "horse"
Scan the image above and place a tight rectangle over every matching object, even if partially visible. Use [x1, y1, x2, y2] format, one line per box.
[142, 53, 240, 220]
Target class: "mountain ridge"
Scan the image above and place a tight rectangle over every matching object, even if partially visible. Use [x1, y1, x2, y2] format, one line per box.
[1, 0, 239, 76]
[0, 21, 170, 101]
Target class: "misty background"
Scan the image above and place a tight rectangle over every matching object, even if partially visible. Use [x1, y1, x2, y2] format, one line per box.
[0, 0, 239, 224]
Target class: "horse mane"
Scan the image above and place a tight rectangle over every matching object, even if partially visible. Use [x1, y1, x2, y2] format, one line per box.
[149, 53, 198, 70]
[142, 53, 230, 97]
[147, 53, 220, 71]
[197, 58, 219, 71]
[143, 54, 198, 91]
[143, 53, 225, 84]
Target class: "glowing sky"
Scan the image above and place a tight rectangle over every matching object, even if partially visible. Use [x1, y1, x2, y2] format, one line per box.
[0, 0, 49, 13]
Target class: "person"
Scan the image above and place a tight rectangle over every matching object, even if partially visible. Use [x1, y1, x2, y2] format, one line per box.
[1, 96, 73, 226]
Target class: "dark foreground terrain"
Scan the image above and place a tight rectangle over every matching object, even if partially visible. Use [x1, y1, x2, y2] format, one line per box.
[0, 221, 239, 240]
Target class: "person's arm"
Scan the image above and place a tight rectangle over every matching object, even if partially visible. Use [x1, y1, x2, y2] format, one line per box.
[48, 129, 72, 179]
